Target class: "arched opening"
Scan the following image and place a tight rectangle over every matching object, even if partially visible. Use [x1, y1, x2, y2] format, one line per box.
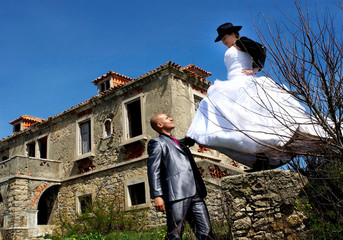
[104, 119, 112, 137]
[37, 185, 60, 225]
[0, 193, 4, 227]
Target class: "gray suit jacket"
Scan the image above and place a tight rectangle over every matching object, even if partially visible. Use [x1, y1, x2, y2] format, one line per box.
[147, 134, 207, 202]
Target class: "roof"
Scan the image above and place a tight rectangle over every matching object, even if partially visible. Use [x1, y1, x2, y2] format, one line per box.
[91, 70, 133, 84]
[9, 115, 45, 125]
[182, 64, 212, 78]
[1, 61, 211, 142]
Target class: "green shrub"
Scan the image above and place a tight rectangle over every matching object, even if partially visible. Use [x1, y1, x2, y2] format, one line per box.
[64, 232, 104, 240]
[296, 195, 343, 239]
[44, 196, 148, 239]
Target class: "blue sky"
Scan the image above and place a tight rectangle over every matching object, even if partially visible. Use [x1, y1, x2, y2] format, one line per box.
[0, 0, 339, 139]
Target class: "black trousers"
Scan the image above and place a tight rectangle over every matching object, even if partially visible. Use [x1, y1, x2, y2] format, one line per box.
[165, 194, 214, 240]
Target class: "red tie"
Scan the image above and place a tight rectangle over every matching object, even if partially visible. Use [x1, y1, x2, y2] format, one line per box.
[170, 135, 181, 147]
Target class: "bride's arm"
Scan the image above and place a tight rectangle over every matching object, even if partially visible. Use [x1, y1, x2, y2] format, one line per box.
[242, 68, 260, 75]
[237, 37, 266, 71]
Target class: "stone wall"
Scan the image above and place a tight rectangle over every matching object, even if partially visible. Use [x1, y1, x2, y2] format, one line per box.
[221, 170, 308, 240]
[0, 167, 308, 240]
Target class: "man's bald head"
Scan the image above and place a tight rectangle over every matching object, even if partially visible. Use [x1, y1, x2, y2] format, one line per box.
[150, 113, 175, 134]
[150, 113, 164, 132]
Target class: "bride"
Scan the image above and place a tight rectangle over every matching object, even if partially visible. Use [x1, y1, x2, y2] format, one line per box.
[186, 22, 325, 171]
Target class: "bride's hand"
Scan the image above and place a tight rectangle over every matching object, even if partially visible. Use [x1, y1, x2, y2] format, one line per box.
[242, 68, 259, 75]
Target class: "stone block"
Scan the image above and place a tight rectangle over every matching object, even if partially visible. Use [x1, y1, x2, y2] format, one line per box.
[286, 214, 303, 227]
[233, 216, 252, 230]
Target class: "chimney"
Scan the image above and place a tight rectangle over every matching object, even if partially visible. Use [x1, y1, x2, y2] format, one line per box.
[182, 64, 212, 80]
[92, 71, 133, 95]
[9, 115, 44, 133]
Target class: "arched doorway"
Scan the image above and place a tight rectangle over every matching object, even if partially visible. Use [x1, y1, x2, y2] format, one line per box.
[37, 185, 60, 225]
[0, 192, 3, 227]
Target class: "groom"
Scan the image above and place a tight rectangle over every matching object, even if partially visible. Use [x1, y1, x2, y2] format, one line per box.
[147, 113, 213, 240]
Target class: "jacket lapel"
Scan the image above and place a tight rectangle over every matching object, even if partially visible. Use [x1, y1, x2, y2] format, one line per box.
[160, 134, 185, 153]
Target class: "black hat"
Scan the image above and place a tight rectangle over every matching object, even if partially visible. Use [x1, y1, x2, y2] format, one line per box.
[215, 22, 242, 42]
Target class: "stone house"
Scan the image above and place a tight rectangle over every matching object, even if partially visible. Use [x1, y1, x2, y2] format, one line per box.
[0, 61, 244, 239]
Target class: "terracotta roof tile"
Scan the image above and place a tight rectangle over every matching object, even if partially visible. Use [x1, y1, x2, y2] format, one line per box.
[182, 64, 212, 78]
[9, 115, 44, 125]
[91, 70, 133, 84]
[134, 61, 182, 81]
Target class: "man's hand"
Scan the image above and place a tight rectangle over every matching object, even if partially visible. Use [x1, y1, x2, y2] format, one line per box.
[183, 137, 196, 147]
[154, 196, 165, 213]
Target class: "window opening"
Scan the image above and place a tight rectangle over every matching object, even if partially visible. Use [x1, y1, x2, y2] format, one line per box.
[38, 136, 48, 159]
[104, 80, 110, 90]
[14, 123, 21, 132]
[104, 120, 112, 137]
[79, 121, 91, 154]
[27, 142, 36, 157]
[194, 95, 203, 112]
[79, 194, 92, 214]
[126, 99, 142, 138]
[77, 158, 95, 174]
[0, 193, 3, 227]
[128, 182, 146, 206]
[99, 83, 104, 93]
[1, 149, 9, 161]
[99, 80, 110, 93]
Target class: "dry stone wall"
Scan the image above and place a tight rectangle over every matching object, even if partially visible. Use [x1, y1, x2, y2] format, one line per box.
[222, 170, 308, 240]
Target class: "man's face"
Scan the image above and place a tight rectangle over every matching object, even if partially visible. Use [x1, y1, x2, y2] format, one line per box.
[158, 114, 175, 131]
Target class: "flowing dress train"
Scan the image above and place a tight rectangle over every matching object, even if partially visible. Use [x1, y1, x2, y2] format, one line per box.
[186, 46, 325, 168]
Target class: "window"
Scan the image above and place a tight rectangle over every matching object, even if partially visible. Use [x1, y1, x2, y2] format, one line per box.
[103, 119, 112, 137]
[76, 116, 93, 159]
[79, 120, 91, 154]
[27, 142, 36, 157]
[194, 95, 203, 112]
[99, 80, 110, 93]
[0, 192, 3, 227]
[78, 194, 92, 214]
[128, 182, 146, 206]
[77, 158, 95, 174]
[26, 136, 49, 158]
[14, 123, 21, 132]
[124, 178, 149, 210]
[75, 191, 94, 214]
[125, 98, 142, 138]
[1, 149, 9, 161]
[38, 136, 48, 159]
[192, 92, 205, 117]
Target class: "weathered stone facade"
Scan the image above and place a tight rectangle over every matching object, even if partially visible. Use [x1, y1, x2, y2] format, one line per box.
[0, 62, 307, 240]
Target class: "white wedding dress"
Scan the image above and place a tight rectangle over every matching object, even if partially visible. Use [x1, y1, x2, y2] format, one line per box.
[186, 46, 325, 168]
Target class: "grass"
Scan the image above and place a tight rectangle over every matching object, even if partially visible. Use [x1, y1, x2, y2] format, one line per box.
[103, 226, 167, 239]
[42, 222, 231, 240]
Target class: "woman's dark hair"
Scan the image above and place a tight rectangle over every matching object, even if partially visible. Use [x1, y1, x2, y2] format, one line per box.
[233, 31, 240, 38]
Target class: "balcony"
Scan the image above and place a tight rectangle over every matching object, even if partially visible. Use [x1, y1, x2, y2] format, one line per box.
[0, 156, 61, 181]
